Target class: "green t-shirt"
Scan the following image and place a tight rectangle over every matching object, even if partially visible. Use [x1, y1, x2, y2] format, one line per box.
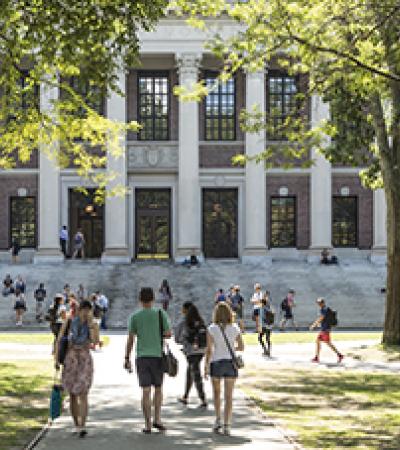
[128, 307, 171, 358]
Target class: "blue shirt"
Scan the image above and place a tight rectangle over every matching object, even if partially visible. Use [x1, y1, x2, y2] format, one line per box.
[320, 306, 331, 331]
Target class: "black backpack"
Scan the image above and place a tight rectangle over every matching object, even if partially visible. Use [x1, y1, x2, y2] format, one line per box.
[281, 298, 289, 312]
[45, 306, 57, 323]
[187, 322, 207, 349]
[93, 303, 103, 319]
[325, 308, 338, 327]
[264, 309, 275, 326]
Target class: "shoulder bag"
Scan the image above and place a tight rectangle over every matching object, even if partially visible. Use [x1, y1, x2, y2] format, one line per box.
[219, 325, 244, 370]
[57, 319, 71, 365]
[159, 310, 178, 377]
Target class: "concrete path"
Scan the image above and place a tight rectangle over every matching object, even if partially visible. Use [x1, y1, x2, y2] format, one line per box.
[36, 335, 296, 450]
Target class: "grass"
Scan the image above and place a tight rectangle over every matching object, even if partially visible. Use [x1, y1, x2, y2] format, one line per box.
[240, 366, 400, 449]
[243, 331, 382, 346]
[0, 360, 53, 449]
[0, 333, 110, 346]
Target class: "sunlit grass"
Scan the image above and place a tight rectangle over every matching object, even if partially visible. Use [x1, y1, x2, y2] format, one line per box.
[240, 366, 400, 449]
[0, 360, 53, 449]
[243, 331, 382, 346]
[0, 333, 110, 346]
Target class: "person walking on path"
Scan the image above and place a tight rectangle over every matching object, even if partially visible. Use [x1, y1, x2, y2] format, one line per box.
[258, 293, 275, 357]
[15, 275, 26, 294]
[310, 298, 344, 364]
[72, 229, 85, 259]
[124, 287, 172, 434]
[55, 300, 99, 438]
[251, 283, 263, 333]
[205, 302, 244, 436]
[280, 289, 298, 331]
[95, 291, 109, 330]
[158, 279, 172, 312]
[60, 225, 69, 257]
[34, 282, 47, 322]
[13, 287, 26, 326]
[46, 294, 67, 353]
[230, 285, 244, 332]
[176, 304, 207, 408]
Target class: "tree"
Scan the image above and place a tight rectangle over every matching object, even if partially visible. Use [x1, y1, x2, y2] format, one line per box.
[0, 0, 168, 198]
[172, 0, 400, 344]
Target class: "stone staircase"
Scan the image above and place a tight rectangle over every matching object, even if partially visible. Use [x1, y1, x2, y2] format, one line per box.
[0, 259, 386, 330]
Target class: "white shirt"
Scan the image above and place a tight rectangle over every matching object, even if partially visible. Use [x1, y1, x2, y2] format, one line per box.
[208, 323, 241, 362]
[60, 229, 68, 240]
[97, 294, 108, 309]
[251, 291, 263, 309]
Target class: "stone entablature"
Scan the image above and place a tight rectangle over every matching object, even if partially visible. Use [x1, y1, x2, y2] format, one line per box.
[127, 141, 179, 171]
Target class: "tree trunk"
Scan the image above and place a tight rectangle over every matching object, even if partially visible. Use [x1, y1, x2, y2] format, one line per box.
[383, 186, 400, 345]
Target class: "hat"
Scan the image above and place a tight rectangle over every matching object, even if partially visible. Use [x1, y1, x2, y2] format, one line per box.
[254, 283, 261, 289]
[55, 293, 64, 299]
[234, 285, 240, 290]
[316, 297, 325, 304]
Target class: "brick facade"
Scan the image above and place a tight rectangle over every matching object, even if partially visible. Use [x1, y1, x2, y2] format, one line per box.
[0, 174, 38, 249]
[332, 175, 373, 249]
[266, 175, 310, 249]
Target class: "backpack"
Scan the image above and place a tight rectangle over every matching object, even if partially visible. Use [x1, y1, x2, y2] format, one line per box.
[187, 322, 207, 349]
[93, 303, 103, 319]
[45, 306, 57, 323]
[264, 308, 275, 326]
[281, 298, 289, 312]
[325, 307, 338, 327]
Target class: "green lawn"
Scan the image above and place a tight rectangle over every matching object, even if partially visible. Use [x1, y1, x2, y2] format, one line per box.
[240, 366, 400, 449]
[243, 331, 382, 346]
[0, 333, 110, 346]
[0, 360, 53, 449]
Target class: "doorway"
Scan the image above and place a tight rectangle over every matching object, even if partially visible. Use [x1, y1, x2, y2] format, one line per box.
[135, 189, 171, 260]
[68, 189, 104, 258]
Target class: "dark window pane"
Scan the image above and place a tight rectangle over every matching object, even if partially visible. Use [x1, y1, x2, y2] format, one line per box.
[332, 196, 358, 247]
[204, 73, 236, 141]
[10, 197, 36, 248]
[138, 72, 169, 140]
[270, 197, 296, 247]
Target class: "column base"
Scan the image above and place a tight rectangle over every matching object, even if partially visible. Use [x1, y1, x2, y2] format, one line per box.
[33, 248, 64, 264]
[241, 247, 271, 265]
[307, 247, 332, 264]
[101, 248, 131, 265]
[370, 247, 387, 265]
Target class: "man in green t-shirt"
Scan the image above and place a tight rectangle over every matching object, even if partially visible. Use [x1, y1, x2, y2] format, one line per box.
[124, 287, 171, 434]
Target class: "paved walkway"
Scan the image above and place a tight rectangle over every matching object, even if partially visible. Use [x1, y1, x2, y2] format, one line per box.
[36, 336, 296, 450]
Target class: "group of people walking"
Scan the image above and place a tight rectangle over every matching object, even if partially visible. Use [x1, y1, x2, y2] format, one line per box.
[123, 286, 244, 436]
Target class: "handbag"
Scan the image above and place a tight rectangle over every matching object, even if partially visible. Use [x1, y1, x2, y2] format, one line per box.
[159, 310, 178, 377]
[219, 325, 244, 370]
[49, 370, 64, 421]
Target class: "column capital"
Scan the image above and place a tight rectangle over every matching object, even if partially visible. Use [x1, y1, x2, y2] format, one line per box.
[175, 52, 202, 77]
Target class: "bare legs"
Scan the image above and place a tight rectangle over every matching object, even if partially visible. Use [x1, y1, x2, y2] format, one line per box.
[211, 377, 236, 431]
[69, 393, 89, 431]
[142, 386, 163, 431]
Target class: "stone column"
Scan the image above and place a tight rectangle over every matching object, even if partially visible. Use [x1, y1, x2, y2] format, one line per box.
[175, 53, 202, 261]
[34, 81, 64, 263]
[242, 71, 269, 264]
[371, 188, 387, 264]
[308, 95, 332, 262]
[101, 69, 130, 264]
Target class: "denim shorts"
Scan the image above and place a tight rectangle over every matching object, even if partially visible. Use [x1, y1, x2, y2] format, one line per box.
[210, 359, 238, 378]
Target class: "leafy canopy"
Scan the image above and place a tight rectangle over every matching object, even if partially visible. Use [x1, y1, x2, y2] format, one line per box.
[0, 0, 168, 197]
[172, 0, 400, 188]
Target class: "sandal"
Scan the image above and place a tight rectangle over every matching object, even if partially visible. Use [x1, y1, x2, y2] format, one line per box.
[153, 423, 167, 432]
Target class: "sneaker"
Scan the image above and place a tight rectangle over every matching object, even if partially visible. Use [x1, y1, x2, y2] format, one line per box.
[223, 425, 231, 436]
[79, 429, 87, 438]
[198, 401, 208, 409]
[153, 422, 167, 432]
[338, 354, 344, 364]
[311, 356, 319, 363]
[178, 397, 188, 405]
[213, 419, 222, 434]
